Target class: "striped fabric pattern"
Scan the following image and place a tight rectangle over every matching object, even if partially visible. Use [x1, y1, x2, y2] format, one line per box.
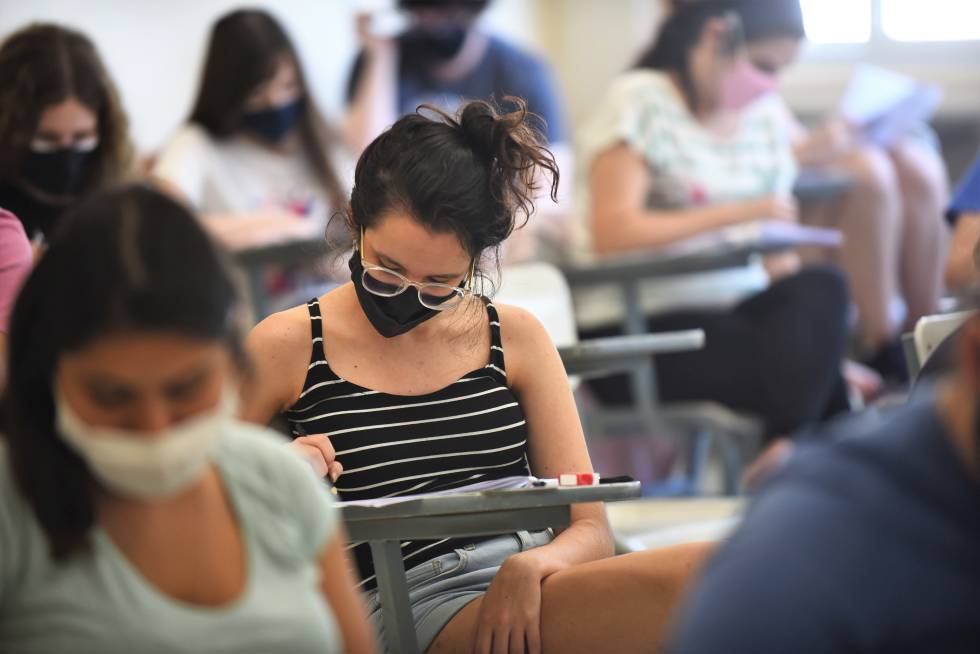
[285, 298, 531, 591]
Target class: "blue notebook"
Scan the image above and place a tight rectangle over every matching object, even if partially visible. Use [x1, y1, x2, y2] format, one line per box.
[950, 154, 980, 217]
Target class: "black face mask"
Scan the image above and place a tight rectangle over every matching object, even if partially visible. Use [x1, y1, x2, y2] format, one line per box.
[242, 98, 304, 143]
[349, 252, 441, 338]
[402, 26, 468, 64]
[21, 147, 93, 197]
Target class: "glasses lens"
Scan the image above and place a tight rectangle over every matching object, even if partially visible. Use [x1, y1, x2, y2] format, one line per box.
[419, 286, 463, 310]
[363, 268, 406, 296]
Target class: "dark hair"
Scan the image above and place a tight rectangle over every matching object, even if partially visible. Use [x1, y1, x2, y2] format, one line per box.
[635, 1, 741, 110]
[188, 9, 344, 209]
[734, 0, 805, 43]
[1, 184, 246, 560]
[346, 97, 558, 277]
[0, 23, 133, 191]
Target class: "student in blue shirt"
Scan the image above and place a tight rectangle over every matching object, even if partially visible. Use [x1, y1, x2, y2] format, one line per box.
[670, 301, 980, 653]
[345, 0, 573, 260]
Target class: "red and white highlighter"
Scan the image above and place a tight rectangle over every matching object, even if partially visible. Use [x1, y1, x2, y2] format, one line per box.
[558, 472, 600, 487]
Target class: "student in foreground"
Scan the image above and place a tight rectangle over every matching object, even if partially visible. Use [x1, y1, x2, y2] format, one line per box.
[670, 305, 980, 652]
[244, 98, 709, 653]
[0, 185, 376, 653]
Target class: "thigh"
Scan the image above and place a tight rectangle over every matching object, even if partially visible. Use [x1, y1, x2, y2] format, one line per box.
[889, 136, 948, 198]
[427, 542, 714, 654]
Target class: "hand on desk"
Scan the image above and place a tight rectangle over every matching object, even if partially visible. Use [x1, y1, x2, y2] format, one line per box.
[741, 195, 799, 224]
[763, 251, 802, 280]
[290, 434, 343, 482]
[796, 116, 860, 168]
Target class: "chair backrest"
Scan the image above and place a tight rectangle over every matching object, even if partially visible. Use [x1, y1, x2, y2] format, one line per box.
[914, 311, 973, 368]
[494, 262, 578, 348]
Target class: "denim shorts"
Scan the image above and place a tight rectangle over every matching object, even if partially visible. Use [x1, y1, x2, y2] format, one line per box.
[364, 530, 554, 653]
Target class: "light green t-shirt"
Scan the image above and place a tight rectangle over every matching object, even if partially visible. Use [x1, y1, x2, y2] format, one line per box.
[0, 421, 342, 653]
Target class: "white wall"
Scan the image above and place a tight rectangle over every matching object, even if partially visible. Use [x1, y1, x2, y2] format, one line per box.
[3, 0, 977, 153]
[0, 0, 535, 152]
[531, 0, 664, 129]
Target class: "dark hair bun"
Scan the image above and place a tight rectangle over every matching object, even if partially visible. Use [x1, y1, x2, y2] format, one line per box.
[348, 96, 559, 268]
[457, 97, 557, 232]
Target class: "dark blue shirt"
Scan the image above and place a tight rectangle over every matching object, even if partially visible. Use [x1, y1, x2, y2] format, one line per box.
[347, 34, 566, 143]
[671, 393, 980, 654]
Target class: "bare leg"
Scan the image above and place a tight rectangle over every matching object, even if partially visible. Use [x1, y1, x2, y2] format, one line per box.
[816, 148, 903, 349]
[889, 140, 950, 330]
[427, 541, 713, 654]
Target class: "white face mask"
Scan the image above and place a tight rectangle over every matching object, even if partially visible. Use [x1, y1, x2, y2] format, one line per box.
[54, 386, 239, 501]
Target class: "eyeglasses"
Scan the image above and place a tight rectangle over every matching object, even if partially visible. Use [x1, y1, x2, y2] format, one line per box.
[360, 263, 474, 310]
[358, 228, 475, 310]
[29, 135, 99, 154]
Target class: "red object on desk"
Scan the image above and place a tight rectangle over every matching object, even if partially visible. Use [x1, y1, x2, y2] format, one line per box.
[559, 472, 600, 487]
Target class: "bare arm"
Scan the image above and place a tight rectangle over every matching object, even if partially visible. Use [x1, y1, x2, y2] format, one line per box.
[469, 305, 613, 652]
[340, 15, 400, 155]
[501, 304, 614, 573]
[945, 213, 980, 290]
[317, 526, 379, 653]
[244, 309, 344, 480]
[791, 118, 857, 169]
[242, 308, 312, 425]
[590, 144, 795, 256]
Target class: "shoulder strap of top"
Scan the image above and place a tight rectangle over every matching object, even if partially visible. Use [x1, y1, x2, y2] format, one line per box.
[483, 297, 506, 377]
[306, 298, 327, 364]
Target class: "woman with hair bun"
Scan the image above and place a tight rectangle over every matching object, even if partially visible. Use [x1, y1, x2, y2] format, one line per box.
[245, 98, 708, 653]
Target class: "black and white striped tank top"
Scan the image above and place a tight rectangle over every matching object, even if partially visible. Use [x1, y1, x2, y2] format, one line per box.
[285, 297, 531, 591]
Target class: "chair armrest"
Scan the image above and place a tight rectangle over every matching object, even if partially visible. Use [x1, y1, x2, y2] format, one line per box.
[560, 249, 757, 289]
[793, 169, 856, 204]
[558, 330, 705, 377]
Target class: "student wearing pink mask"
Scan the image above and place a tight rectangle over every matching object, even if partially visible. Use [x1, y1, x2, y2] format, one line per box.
[576, 0, 851, 440]
[735, 0, 950, 381]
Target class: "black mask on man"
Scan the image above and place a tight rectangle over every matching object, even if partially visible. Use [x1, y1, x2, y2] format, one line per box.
[401, 26, 468, 64]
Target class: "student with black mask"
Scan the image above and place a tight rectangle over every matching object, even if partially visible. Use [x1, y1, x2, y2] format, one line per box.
[153, 9, 352, 250]
[0, 24, 133, 241]
[670, 304, 980, 652]
[345, 0, 573, 262]
[346, 0, 566, 148]
[244, 98, 710, 654]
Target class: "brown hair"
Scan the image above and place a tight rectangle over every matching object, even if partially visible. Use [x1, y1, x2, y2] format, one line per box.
[0, 23, 133, 191]
[347, 97, 558, 276]
[188, 9, 344, 209]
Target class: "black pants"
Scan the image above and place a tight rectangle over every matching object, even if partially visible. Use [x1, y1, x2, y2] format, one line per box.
[583, 266, 851, 439]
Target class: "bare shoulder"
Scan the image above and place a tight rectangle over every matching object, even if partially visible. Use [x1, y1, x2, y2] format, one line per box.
[243, 301, 318, 419]
[492, 303, 557, 364]
[247, 302, 315, 362]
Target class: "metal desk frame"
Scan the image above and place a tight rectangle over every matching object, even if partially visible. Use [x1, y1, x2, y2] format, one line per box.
[341, 482, 641, 654]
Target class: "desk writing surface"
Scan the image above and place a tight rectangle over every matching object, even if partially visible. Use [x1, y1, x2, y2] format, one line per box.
[562, 223, 840, 288]
[340, 481, 642, 522]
